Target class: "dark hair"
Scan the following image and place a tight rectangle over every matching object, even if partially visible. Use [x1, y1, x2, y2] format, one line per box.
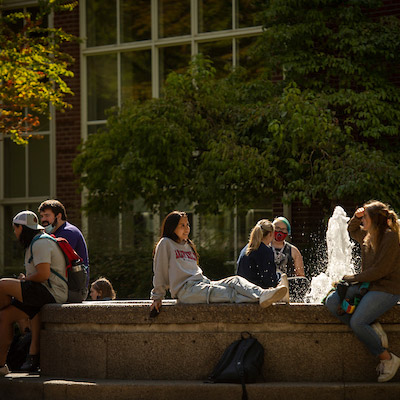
[91, 277, 116, 300]
[14, 224, 42, 249]
[154, 210, 199, 261]
[38, 199, 67, 220]
[161, 211, 187, 242]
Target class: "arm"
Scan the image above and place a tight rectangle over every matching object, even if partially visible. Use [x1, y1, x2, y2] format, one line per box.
[25, 263, 51, 282]
[345, 231, 399, 283]
[291, 246, 305, 277]
[348, 209, 367, 244]
[150, 239, 170, 303]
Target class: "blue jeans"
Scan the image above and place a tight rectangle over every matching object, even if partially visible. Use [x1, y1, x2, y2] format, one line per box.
[325, 284, 400, 356]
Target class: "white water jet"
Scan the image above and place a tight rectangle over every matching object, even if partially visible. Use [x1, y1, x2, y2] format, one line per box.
[305, 206, 355, 303]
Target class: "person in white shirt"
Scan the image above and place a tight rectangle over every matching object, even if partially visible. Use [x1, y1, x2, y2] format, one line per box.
[150, 211, 288, 314]
[0, 211, 67, 377]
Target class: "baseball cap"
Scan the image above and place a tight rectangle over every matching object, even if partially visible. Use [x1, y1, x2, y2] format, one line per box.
[13, 210, 44, 230]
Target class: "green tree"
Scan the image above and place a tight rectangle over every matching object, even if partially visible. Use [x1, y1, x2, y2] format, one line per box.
[74, 57, 275, 216]
[0, 0, 77, 144]
[257, 0, 400, 207]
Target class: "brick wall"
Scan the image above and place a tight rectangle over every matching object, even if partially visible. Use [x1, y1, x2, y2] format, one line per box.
[54, 2, 82, 227]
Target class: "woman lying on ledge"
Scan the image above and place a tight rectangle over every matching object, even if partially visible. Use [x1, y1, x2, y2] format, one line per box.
[325, 200, 400, 383]
[149, 211, 288, 314]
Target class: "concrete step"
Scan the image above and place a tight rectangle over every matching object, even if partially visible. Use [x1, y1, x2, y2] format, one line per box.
[1, 374, 400, 400]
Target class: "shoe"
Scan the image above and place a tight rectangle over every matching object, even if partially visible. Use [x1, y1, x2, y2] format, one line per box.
[372, 322, 389, 349]
[20, 354, 40, 373]
[377, 353, 400, 383]
[277, 273, 290, 303]
[259, 286, 288, 308]
[0, 364, 10, 377]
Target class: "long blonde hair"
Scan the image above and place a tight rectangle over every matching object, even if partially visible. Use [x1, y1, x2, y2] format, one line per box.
[363, 200, 400, 250]
[246, 219, 274, 255]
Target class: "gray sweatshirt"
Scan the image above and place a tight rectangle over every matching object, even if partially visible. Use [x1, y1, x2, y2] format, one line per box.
[150, 237, 206, 300]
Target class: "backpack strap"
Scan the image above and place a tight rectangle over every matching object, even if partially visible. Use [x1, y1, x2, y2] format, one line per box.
[28, 233, 65, 287]
[28, 233, 57, 264]
[50, 268, 68, 285]
[236, 337, 254, 400]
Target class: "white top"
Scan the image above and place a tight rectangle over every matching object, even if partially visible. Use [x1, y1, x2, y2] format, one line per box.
[25, 235, 68, 303]
[150, 237, 206, 300]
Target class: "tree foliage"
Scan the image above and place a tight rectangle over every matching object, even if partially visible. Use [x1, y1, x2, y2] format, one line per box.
[257, 0, 400, 206]
[74, 57, 275, 216]
[74, 0, 400, 215]
[0, 0, 77, 144]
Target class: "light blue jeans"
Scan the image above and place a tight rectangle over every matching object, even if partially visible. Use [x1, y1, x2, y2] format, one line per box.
[177, 276, 264, 304]
[325, 284, 400, 356]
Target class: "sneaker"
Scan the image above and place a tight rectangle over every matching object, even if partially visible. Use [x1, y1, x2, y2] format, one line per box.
[0, 364, 10, 377]
[377, 353, 400, 383]
[21, 354, 40, 373]
[277, 273, 290, 303]
[259, 286, 288, 308]
[372, 322, 389, 349]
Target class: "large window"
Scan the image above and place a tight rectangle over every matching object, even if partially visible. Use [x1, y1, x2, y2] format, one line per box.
[83, 0, 264, 132]
[82, 0, 265, 256]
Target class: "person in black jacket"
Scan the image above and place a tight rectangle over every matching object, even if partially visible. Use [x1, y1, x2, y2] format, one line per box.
[237, 219, 289, 302]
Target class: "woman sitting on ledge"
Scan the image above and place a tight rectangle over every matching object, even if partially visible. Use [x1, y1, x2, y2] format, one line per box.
[325, 200, 400, 383]
[150, 211, 288, 314]
[237, 219, 289, 303]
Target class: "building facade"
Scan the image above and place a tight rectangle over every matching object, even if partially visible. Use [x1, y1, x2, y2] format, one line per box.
[2, 0, 399, 274]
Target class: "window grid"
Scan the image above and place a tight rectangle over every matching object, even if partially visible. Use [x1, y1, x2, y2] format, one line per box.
[82, 0, 262, 128]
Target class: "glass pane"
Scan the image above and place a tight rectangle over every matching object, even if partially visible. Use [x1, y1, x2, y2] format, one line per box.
[4, 204, 26, 271]
[87, 54, 118, 121]
[198, 40, 232, 78]
[86, 0, 116, 47]
[237, 36, 263, 76]
[88, 213, 119, 253]
[237, 0, 262, 28]
[120, 0, 151, 42]
[121, 210, 154, 249]
[198, 0, 232, 33]
[4, 139, 25, 198]
[158, 0, 190, 38]
[88, 124, 106, 135]
[159, 45, 191, 90]
[121, 50, 152, 102]
[28, 135, 50, 197]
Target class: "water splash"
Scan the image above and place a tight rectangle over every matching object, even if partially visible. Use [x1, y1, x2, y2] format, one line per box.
[305, 206, 355, 303]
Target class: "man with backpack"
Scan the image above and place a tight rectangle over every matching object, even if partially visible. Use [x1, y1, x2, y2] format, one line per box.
[18, 199, 91, 373]
[0, 211, 68, 377]
[38, 199, 89, 271]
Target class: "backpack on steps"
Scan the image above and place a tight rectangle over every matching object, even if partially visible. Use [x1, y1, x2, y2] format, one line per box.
[29, 233, 88, 303]
[207, 332, 264, 400]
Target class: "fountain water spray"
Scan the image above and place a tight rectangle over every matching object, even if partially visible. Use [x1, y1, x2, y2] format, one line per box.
[305, 206, 355, 303]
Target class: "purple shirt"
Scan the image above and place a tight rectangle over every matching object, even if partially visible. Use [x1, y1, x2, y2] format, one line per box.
[53, 221, 89, 267]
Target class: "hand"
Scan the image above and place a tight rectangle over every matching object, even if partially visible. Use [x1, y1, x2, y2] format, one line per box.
[342, 275, 355, 282]
[355, 207, 365, 219]
[18, 273, 25, 281]
[150, 299, 162, 312]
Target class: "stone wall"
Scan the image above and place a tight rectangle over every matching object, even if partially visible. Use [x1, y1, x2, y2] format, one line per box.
[40, 301, 400, 383]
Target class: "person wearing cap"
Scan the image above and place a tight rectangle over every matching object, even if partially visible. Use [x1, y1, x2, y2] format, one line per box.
[21, 200, 89, 373]
[271, 216, 305, 277]
[0, 211, 68, 377]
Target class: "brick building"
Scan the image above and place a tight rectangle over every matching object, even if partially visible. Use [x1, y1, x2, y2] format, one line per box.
[1, 0, 399, 273]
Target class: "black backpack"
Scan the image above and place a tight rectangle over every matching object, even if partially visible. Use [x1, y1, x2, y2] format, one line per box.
[207, 332, 264, 400]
